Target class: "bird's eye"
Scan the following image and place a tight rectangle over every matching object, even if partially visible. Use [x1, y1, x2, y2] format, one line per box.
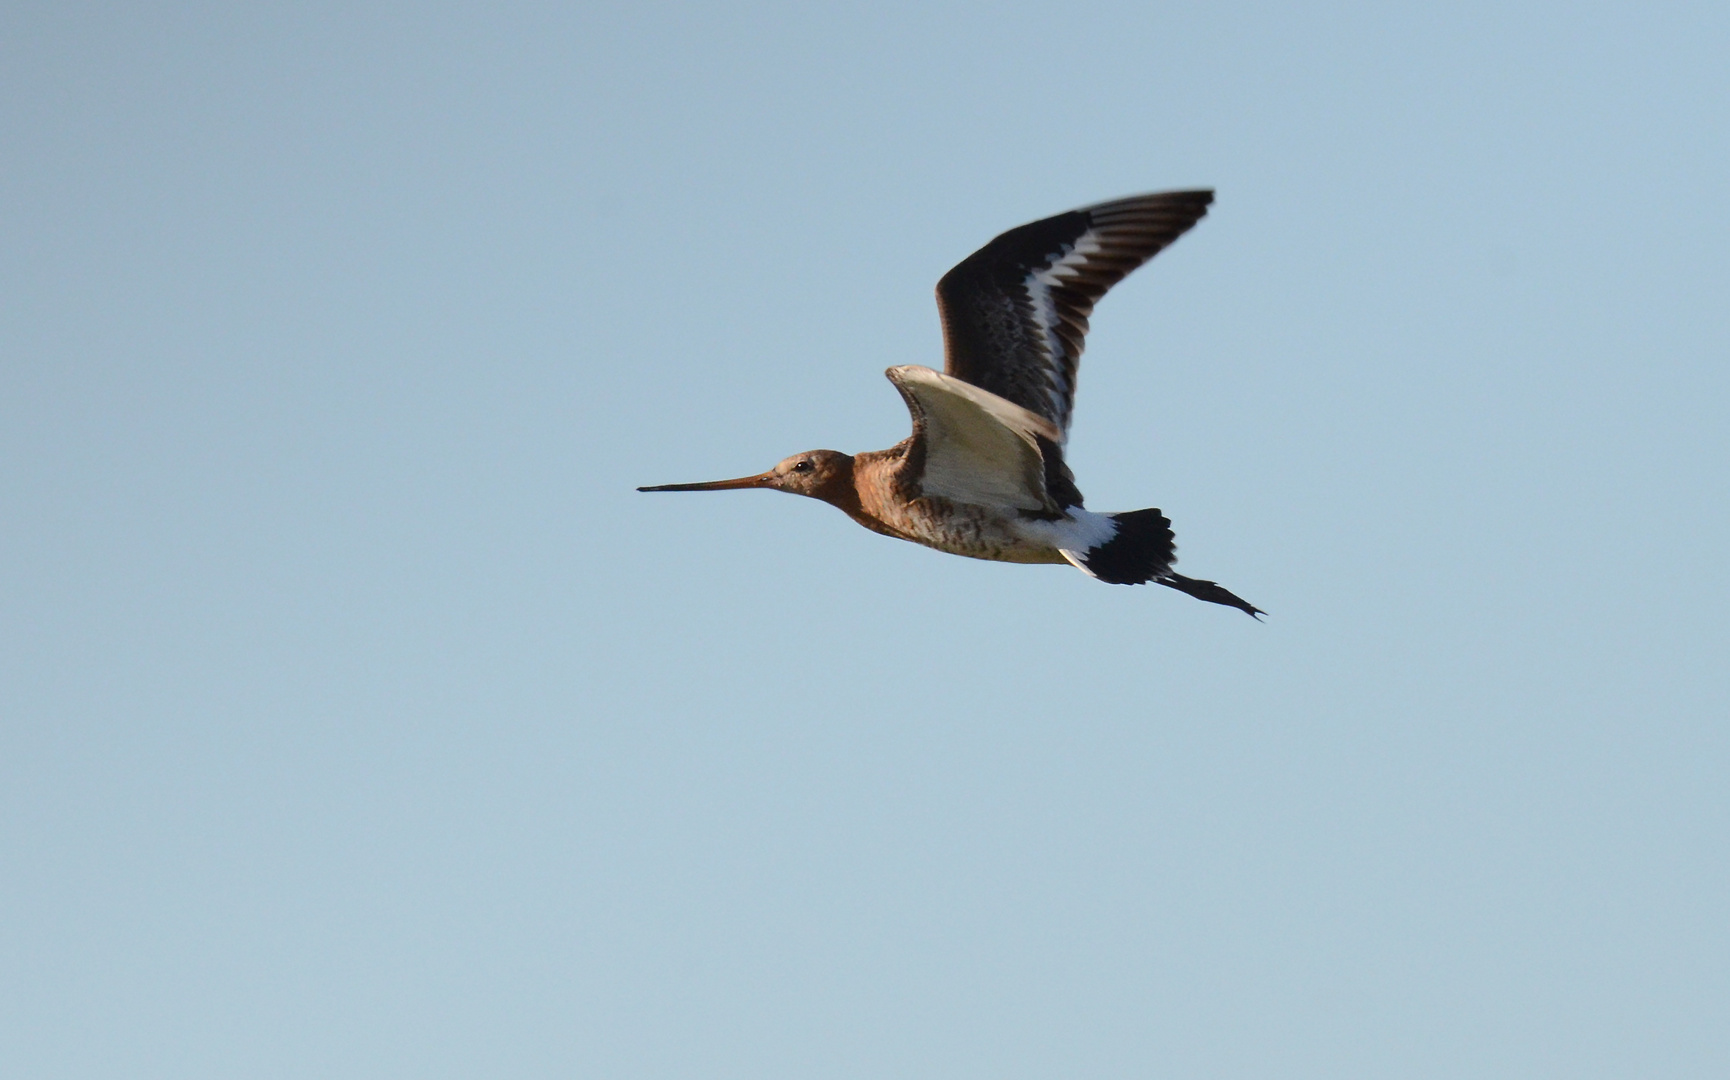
[793, 460, 813, 473]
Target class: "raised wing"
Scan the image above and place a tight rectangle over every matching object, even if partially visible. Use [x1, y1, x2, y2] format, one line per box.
[885, 365, 1065, 515]
[935, 190, 1213, 440]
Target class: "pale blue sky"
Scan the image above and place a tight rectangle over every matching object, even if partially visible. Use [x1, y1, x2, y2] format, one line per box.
[3, 3, 1728, 1077]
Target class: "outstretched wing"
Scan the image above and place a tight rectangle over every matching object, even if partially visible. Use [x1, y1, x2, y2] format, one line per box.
[885, 365, 1066, 515]
[935, 190, 1213, 440]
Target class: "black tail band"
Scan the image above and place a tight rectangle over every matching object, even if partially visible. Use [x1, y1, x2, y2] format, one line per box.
[1081, 508, 1175, 585]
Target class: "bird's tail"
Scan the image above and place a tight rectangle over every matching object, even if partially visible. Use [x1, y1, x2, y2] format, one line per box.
[1070, 508, 1176, 585]
[1071, 508, 1265, 619]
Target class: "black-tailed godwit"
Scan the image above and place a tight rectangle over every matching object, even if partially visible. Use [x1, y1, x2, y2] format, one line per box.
[640, 190, 1263, 617]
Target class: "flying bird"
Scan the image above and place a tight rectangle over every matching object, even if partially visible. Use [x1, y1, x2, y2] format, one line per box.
[640, 190, 1263, 617]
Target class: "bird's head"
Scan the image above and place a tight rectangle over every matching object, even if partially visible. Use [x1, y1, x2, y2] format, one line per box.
[639, 449, 856, 505]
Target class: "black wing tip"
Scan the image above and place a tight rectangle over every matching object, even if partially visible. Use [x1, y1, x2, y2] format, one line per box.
[1084, 188, 1215, 214]
[934, 187, 1219, 432]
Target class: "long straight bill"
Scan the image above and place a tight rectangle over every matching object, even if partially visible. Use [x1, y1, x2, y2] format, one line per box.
[637, 472, 774, 492]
